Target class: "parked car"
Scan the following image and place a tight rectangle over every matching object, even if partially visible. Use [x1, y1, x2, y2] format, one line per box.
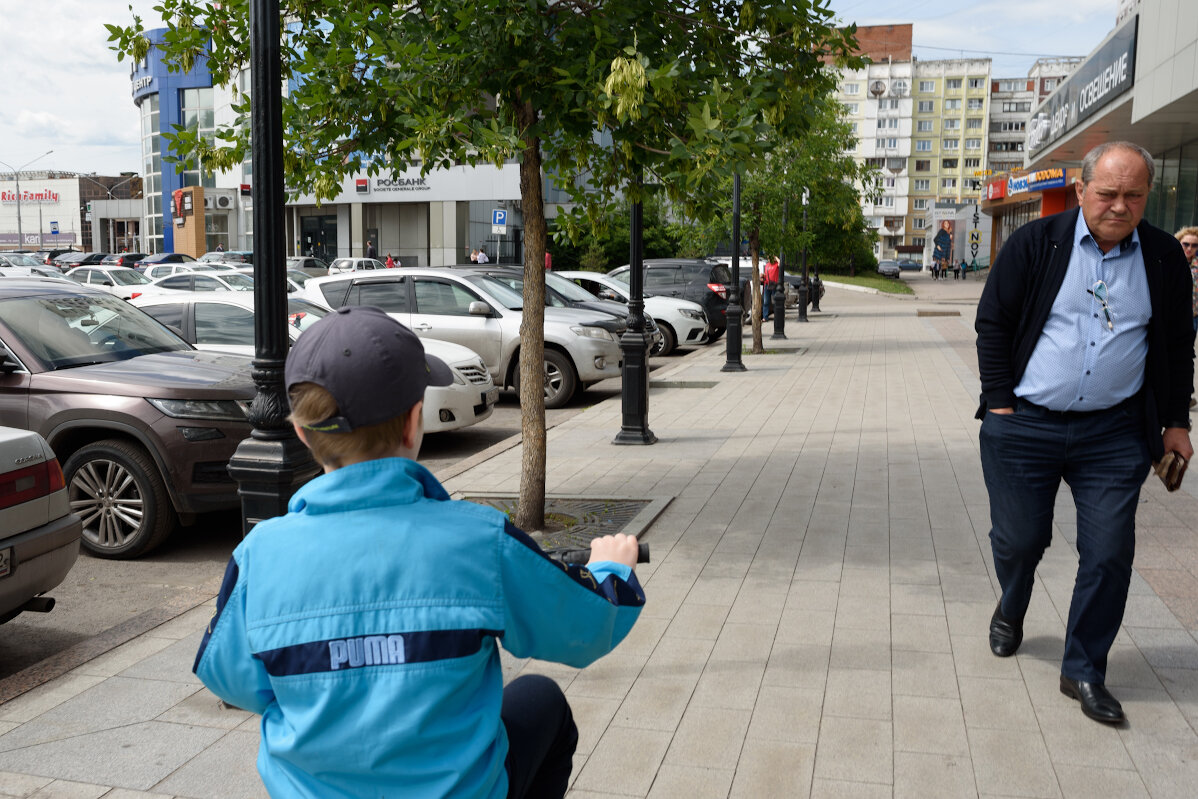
[232, 266, 312, 294]
[34, 249, 75, 267]
[199, 250, 253, 266]
[100, 253, 149, 269]
[0, 254, 67, 279]
[607, 258, 733, 340]
[133, 252, 198, 272]
[0, 426, 82, 624]
[897, 259, 922, 271]
[287, 256, 332, 278]
[555, 270, 710, 356]
[142, 263, 221, 281]
[52, 252, 90, 271]
[298, 269, 622, 409]
[327, 257, 387, 275]
[877, 259, 901, 278]
[130, 292, 498, 433]
[64, 266, 155, 300]
[0, 279, 261, 558]
[151, 271, 254, 293]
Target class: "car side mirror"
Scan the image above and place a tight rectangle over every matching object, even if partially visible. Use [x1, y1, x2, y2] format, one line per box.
[0, 352, 21, 375]
[100, 279, 113, 286]
[468, 301, 492, 316]
[597, 289, 619, 301]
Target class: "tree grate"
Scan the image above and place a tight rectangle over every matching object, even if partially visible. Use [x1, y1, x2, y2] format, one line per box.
[462, 496, 653, 551]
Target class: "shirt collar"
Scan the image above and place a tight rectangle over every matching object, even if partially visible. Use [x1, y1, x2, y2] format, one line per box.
[1074, 211, 1141, 255]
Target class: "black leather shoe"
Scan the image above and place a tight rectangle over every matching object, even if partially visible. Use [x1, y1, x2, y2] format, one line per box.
[988, 602, 1022, 657]
[1059, 676, 1125, 724]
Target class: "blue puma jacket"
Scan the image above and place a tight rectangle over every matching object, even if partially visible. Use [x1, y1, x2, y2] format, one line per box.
[193, 457, 644, 798]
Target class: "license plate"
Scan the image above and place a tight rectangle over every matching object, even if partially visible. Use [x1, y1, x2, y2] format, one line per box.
[484, 387, 499, 406]
[0, 547, 10, 579]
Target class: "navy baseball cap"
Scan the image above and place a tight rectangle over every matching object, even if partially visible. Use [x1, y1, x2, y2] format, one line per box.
[285, 306, 452, 433]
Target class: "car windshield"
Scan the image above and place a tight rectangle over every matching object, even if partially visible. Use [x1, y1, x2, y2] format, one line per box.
[0, 293, 190, 370]
[110, 269, 151, 286]
[463, 274, 523, 309]
[221, 273, 255, 291]
[609, 269, 631, 286]
[287, 270, 313, 285]
[544, 272, 603, 302]
[1, 254, 40, 267]
[287, 298, 329, 333]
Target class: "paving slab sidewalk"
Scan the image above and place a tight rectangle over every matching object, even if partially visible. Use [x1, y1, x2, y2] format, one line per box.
[1, 277, 1196, 799]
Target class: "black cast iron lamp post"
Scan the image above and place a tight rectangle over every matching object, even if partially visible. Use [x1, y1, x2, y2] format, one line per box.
[771, 198, 787, 340]
[722, 172, 746, 372]
[797, 187, 809, 324]
[614, 173, 656, 445]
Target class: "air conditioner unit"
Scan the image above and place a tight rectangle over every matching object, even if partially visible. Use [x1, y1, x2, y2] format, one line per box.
[216, 195, 233, 209]
[202, 196, 214, 210]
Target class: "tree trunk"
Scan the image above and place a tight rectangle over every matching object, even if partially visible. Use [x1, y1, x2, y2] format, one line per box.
[514, 100, 547, 531]
[748, 232, 763, 354]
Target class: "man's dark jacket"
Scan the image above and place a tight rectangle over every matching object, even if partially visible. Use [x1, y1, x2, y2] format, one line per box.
[975, 207, 1194, 460]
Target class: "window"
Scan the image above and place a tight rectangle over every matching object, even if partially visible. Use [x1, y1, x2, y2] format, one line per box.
[968, 78, 985, 89]
[944, 99, 962, 111]
[881, 196, 895, 207]
[968, 98, 984, 110]
[1003, 101, 1031, 113]
[913, 198, 929, 210]
[912, 237, 926, 248]
[914, 179, 931, 191]
[943, 138, 959, 150]
[996, 121, 1025, 132]
[998, 80, 1023, 92]
[843, 82, 860, 95]
[195, 303, 255, 346]
[885, 137, 898, 148]
[1043, 78, 1059, 91]
[946, 78, 962, 90]
[918, 80, 935, 92]
[964, 158, 981, 168]
[942, 178, 958, 189]
[885, 99, 900, 109]
[915, 159, 931, 171]
[965, 138, 982, 150]
[967, 118, 983, 129]
[918, 100, 934, 113]
[942, 158, 959, 169]
[413, 279, 484, 315]
[912, 218, 927, 229]
[844, 102, 859, 114]
[351, 279, 410, 313]
[884, 177, 896, 188]
[991, 141, 1024, 152]
[917, 120, 933, 132]
[850, 122, 858, 134]
[943, 119, 960, 130]
[915, 140, 932, 152]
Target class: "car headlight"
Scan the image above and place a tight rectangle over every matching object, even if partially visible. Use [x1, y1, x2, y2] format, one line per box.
[147, 398, 249, 422]
[451, 369, 466, 386]
[570, 325, 615, 342]
[680, 309, 705, 320]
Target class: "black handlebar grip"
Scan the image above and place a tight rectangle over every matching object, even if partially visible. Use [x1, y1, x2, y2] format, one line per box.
[554, 542, 650, 565]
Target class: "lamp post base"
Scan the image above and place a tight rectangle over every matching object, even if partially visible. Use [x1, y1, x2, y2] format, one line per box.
[227, 435, 321, 536]
[613, 329, 656, 445]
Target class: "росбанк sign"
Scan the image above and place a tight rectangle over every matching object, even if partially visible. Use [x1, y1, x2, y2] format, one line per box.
[1026, 17, 1137, 155]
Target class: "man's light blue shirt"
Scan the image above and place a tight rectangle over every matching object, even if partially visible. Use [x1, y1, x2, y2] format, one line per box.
[1015, 213, 1150, 411]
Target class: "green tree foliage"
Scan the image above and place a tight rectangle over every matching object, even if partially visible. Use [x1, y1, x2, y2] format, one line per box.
[109, 1, 861, 528]
[549, 196, 683, 272]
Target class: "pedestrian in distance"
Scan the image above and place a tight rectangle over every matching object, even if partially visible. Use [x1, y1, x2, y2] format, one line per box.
[366, 240, 376, 259]
[192, 306, 644, 798]
[215, 243, 224, 252]
[976, 141, 1194, 725]
[477, 247, 490, 264]
[385, 253, 396, 269]
[762, 255, 780, 321]
[470, 248, 479, 263]
[1176, 226, 1198, 335]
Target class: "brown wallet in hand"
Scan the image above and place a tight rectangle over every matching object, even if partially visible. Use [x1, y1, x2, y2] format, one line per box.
[1153, 451, 1189, 492]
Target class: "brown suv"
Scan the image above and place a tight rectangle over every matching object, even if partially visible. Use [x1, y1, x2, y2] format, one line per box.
[0, 279, 256, 559]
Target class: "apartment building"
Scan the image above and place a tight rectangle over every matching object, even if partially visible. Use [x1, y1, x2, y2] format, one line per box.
[988, 58, 1083, 177]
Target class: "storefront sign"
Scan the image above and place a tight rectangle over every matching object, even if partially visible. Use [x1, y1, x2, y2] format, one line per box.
[1027, 168, 1067, 191]
[1027, 17, 1137, 154]
[372, 177, 430, 192]
[0, 189, 60, 204]
[1007, 175, 1030, 195]
[985, 180, 1007, 201]
[355, 179, 369, 194]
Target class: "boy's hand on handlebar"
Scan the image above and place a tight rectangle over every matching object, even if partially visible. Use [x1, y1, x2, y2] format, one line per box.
[588, 534, 640, 571]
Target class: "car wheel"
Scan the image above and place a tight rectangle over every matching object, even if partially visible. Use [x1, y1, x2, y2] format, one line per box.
[708, 328, 725, 342]
[651, 323, 676, 357]
[542, 349, 578, 409]
[64, 440, 176, 559]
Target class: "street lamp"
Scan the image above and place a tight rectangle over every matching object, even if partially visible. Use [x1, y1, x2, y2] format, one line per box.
[0, 150, 54, 249]
[798, 187, 810, 323]
[722, 172, 746, 372]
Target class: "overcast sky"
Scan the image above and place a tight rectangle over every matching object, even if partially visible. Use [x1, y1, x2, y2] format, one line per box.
[0, 0, 1123, 179]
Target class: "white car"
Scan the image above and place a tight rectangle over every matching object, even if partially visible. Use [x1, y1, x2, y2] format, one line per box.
[328, 257, 388, 275]
[555, 270, 710, 355]
[129, 292, 496, 433]
[0, 426, 81, 624]
[297, 268, 623, 409]
[64, 266, 154, 300]
[151, 270, 256, 293]
[141, 262, 222, 280]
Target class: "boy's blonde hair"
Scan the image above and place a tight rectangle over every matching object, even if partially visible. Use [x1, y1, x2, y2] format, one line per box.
[289, 382, 411, 468]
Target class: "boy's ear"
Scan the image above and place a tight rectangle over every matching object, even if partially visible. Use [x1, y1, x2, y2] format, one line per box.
[403, 401, 424, 449]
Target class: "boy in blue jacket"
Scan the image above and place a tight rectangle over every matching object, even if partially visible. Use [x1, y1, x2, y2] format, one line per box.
[194, 305, 644, 798]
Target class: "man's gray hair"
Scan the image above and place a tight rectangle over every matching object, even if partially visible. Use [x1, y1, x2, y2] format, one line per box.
[1080, 141, 1155, 186]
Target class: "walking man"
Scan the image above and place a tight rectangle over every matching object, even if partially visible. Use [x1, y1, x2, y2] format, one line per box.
[975, 141, 1194, 724]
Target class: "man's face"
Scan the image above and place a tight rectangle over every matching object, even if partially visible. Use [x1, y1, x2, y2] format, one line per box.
[1076, 148, 1151, 251]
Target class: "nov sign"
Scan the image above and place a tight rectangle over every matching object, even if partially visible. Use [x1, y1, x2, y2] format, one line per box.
[491, 209, 507, 235]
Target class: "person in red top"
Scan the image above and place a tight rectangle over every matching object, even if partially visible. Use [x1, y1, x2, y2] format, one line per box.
[385, 254, 396, 268]
[762, 256, 781, 321]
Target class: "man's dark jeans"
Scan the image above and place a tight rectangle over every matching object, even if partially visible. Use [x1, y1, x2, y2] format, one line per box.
[979, 397, 1151, 683]
[502, 674, 578, 798]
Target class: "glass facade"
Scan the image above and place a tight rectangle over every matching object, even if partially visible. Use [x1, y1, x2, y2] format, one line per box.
[140, 94, 163, 254]
[181, 87, 216, 189]
[1146, 138, 1198, 234]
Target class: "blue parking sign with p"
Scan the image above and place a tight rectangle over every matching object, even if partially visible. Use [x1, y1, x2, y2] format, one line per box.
[492, 209, 506, 226]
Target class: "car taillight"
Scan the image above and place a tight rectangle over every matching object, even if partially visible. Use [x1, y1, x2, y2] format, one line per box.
[0, 458, 63, 511]
[708, 283, 727, 298]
